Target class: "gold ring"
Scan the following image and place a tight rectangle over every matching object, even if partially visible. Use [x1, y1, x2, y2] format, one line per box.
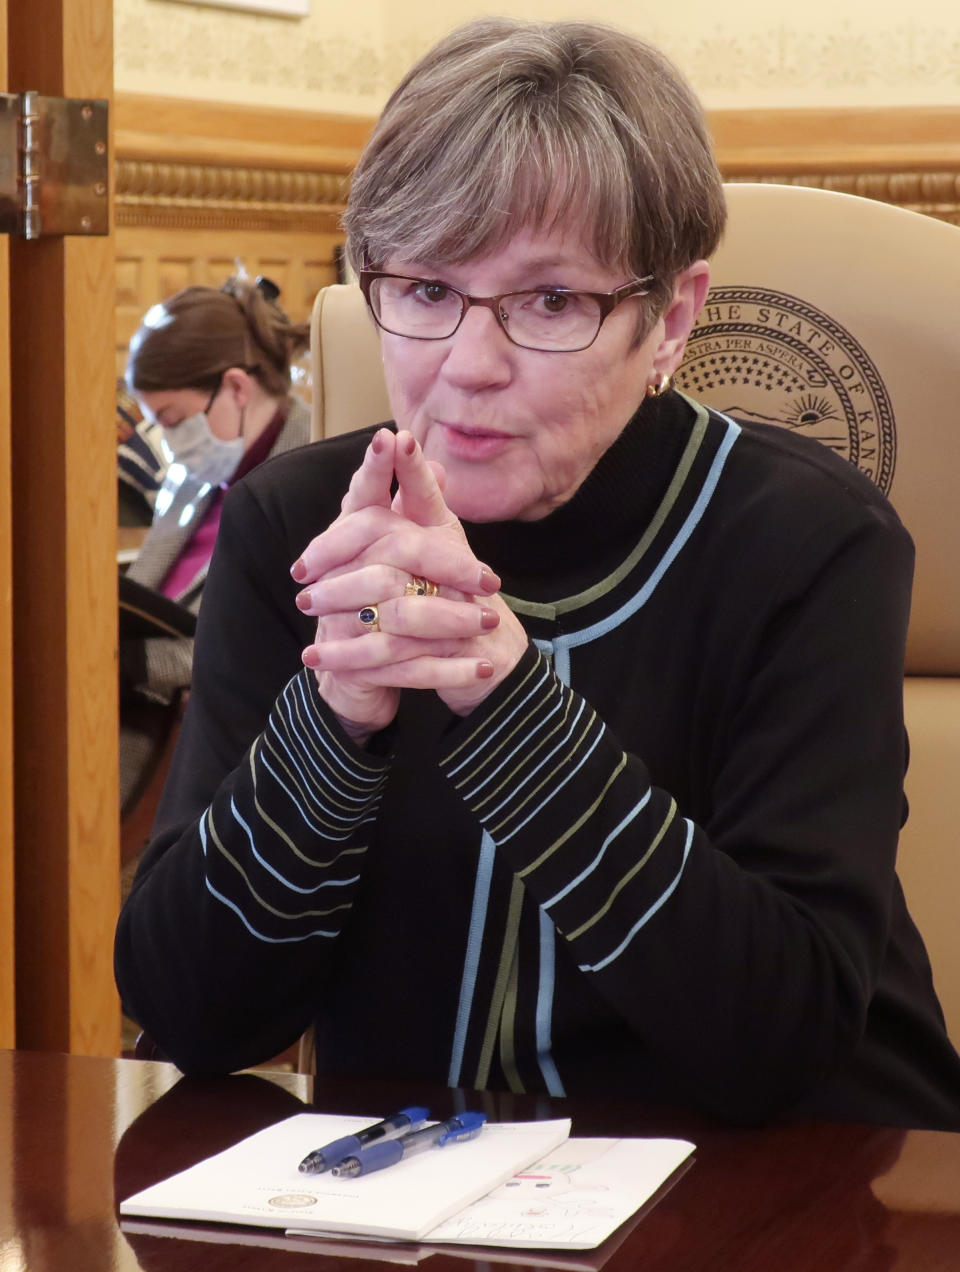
[403, 576, 439, 597]
[357, 604, 380, 632]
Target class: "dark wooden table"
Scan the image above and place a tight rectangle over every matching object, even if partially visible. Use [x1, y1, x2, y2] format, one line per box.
[3, 1048, 960, 1271]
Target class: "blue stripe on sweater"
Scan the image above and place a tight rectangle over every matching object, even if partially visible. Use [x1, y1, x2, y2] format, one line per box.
[542, 788, 651, 910]
[200, 816, 342, 942]
[447, 830, 497, 1087]
[495, 724, 605, 843]
[476, 699, 588, 818]
[552, 415, 741, 656]
[536, 908, 566, 1097]
[446, 660, 553, 778]
[228, 795, 361, 895]
[577, 820, 695, 972]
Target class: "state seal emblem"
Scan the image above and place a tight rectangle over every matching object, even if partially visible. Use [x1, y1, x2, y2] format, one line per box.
[267, 1192, 318, 1209]
[675, 287, 896, 493]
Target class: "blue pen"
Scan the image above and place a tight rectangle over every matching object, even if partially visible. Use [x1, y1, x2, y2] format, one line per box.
[298, 1106, 430, 1174]
[330, 1112, 487, 1179]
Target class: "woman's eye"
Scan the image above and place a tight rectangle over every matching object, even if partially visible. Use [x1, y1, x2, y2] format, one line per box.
[416, 283, 449, 303]
[540, 292, 569, 314]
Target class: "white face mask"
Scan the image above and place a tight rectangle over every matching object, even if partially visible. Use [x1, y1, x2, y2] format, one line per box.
[160, 411, 244, 487]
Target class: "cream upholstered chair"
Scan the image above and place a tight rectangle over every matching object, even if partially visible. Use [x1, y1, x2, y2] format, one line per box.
[310, 282, 391, 442]
[673, 184, 960, 1046]
[308, 185, 960, 1044]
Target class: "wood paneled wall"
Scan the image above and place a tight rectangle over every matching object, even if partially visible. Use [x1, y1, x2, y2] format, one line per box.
[114, 95, 960, 376]
[114, 227, 343, 378]
[713, 106, 960, 226]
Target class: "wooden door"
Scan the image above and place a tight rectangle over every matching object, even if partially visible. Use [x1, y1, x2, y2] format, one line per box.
[7, 0, 118, 1054]
[0, 0, 14, 1049]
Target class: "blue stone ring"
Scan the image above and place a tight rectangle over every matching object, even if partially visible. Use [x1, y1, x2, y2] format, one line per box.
[357, 604, 380, 633]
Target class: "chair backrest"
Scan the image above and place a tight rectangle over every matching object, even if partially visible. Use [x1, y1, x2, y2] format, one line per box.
[310, 282, 390, 443]
[309, 185, 960, 1044]
[674, 185, 960, 1046]
[678, 184, 960, 677]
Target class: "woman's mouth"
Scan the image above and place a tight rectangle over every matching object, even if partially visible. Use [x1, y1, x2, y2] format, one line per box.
[437, 421, 513, 460]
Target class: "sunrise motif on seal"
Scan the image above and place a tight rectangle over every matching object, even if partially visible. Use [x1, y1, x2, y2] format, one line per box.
[675, 287, 896, 493]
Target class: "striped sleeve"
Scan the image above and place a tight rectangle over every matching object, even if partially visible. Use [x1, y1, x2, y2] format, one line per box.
[200, 667, 390, 944]
[439, 646, 693, 974]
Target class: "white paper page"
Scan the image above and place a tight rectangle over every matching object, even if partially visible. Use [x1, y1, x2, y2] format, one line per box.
[120, 1217, 427, 1265]
[120, 1112, 571, 1241]
[421, 1137, 695, 1249]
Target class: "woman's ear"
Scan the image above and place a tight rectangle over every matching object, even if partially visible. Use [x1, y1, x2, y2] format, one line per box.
[220, 366, 253, 409]
[652, 260, 711, 380]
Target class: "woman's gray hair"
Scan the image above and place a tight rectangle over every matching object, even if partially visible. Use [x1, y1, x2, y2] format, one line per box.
[344, 18, 726, 321]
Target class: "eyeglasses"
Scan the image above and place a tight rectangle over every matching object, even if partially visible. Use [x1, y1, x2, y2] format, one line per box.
[203, 376, 223, 414]
[359, 270, 655, 353]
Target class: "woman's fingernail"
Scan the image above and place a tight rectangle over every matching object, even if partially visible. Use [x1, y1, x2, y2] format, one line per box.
[403, 433, 416, 456]
[290, 558, 307, 581]
[480, 608, 499, 630]
[371, 431, 384, 454]
[301, 646, 321, 668]
[476, 660, 495, 679]
[478, 567, 501, 593]
[295, 589, 312, 611]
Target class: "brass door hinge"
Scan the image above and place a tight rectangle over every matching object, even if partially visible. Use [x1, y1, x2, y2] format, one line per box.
[0, 92, 108, 239]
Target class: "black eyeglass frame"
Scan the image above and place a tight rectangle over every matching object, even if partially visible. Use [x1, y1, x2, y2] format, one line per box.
[358, 270, 656, 353]
[196, 364, 262, 405]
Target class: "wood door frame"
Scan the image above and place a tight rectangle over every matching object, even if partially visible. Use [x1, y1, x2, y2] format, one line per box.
[7, 0, 119, 1055]
[0, 0, 14, 1050]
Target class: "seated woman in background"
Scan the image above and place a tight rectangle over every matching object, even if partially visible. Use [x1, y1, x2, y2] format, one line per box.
[116, 19, 960, 1128]
[120, 276, 310, 817]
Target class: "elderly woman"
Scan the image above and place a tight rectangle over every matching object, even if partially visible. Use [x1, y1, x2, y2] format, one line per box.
[115, 19, 960, 1128]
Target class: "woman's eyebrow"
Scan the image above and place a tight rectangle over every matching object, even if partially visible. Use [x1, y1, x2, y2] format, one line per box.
[502, 258, 607, 289]
[402, 260, 593, 289]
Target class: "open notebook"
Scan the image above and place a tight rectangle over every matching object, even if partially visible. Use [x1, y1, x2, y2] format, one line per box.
[119, 1112, 694, 1250]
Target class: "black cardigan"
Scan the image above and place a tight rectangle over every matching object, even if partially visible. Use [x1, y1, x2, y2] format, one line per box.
[115, 390, 960, 1129]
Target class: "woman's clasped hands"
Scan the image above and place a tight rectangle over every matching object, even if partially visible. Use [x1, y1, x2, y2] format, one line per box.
[290, 428, 529, 745]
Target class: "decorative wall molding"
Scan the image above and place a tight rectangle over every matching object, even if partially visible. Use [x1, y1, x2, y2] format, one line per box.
[725, 172, 960, 228]
[711, 105, 960, 227]
[115, 94, 960, 232]
[115, 161, 347, 233]
[114, 93, 371, 232]
[710, 104, 960, 172]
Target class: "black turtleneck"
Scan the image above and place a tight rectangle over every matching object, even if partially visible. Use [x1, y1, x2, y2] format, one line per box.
[116, 395, 960, 1131]
[463, 392, 691, 595]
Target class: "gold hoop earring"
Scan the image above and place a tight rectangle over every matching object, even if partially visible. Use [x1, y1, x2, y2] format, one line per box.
[646, 372, 672, 398]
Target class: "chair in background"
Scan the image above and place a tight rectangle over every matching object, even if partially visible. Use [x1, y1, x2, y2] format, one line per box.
[308, 185, 960, 1045]
[309, 281, 391, 442]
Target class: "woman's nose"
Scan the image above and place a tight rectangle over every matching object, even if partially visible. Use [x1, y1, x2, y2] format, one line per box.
[438, 304, 513, 390]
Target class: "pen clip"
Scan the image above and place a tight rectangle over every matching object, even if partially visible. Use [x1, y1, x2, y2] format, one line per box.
[397, 1106, 430, 1127]
[436, 1111, 487, 1145]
